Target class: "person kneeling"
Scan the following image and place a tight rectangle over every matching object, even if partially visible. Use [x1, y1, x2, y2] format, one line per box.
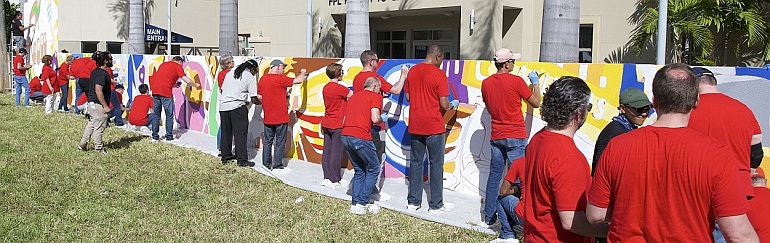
[127, 84, 158, 130]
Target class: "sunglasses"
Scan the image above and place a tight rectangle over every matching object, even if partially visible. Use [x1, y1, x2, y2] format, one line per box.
[587, 103, 593, 112]
[624, 105, 651, 114]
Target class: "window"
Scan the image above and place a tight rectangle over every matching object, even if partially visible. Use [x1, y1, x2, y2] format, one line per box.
[412, 29, 454, 41]
[107, 42, 122, 54]
[579, 24, 593, 63]
[81, 41, 99, 54]
[375, 30, 407, 59]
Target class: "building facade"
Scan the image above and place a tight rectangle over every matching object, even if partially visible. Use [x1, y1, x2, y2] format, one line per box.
[18, 0, 654, 63]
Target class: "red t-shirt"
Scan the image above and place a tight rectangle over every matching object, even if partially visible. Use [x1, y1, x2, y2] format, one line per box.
[128, 94, 153, 126]
[342, 90, 383, 140]
[217, 69, 231, 93]
[29, 78, 41, 93]
[524, 129, 591, 243]
[70, 58, 97, 79]
[57, 62, 71, 87]
[504, 157, 526, 218]
[150, 61, 186, 98]
[748, 187, 770, 242]
[76, 93, 88, 106]
[257, 74, 294, 125]
[13, 55, 25, 76]
[404, 63, 450, 135]
[107, 68, 116, 90]
[322, 81, 350, 129]
[589, 126, 749, 242]
[482, 73, 533, 140]
[41, 65, 58, 94]
[353, 71, 393, 94]
[689, 93, 761, 198]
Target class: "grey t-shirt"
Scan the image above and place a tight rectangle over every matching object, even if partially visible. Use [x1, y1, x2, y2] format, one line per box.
[219, 70, 257, 111]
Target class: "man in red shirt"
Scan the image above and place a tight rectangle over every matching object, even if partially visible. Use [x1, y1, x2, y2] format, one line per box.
[149, 56, 200, 141]
[321, 63, 353, 188]
[492, 157, 526, 242]
[587, 63, 757, 242]
[523, 76, 606, 243]
[13, 48, 32, 107]
[257, 59, 307, 172]
[404, 45, 458, 213]
[748, 168, 770, 242]
[689, 67, 763, 199]
[128, 84, 157, 129]
[57, 55, 75, 112]
[216, 55, 235, 156]
[70, 53, 98, 114]
[342, 76, 388, 215]
[480, 48, 542, 227]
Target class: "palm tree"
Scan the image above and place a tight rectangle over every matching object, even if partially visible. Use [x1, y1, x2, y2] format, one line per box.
[0, 0, 7, 92]
[219, 0, 238, 56]
[700, 0, 768, 65]
[629, 0, 713, 64]
[539, 0, 580, 63]
[128, 0, 144, 54]
[344, 0, 369, 58]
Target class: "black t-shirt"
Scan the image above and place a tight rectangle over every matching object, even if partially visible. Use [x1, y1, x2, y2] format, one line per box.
[592, 120, 633, 175]
[11, 19, 23, 36]
[87, 68, 112, 103]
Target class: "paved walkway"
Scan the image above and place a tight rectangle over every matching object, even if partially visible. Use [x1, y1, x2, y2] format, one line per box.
[125, 125, 497, 235]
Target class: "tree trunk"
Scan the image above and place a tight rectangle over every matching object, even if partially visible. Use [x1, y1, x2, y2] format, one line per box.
[539, 0, 580, 63]
[0, 0, 8, 92]
[128, 0, 145, 54]
[344, 0, 369, 58]
[219, 0, 239, 56]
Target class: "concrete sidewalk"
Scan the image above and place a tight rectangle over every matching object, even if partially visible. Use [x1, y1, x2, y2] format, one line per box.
[125, 125, 497, 235]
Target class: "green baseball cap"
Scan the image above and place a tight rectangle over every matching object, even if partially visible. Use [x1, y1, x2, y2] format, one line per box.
[619, 88, 652, 108]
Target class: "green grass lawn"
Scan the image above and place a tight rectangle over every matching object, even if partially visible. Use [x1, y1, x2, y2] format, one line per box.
[0, 94, 491, 242]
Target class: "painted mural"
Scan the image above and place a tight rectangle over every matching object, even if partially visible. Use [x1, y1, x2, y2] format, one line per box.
[22, 0, 59, 64]
[24, 54, 770, 195]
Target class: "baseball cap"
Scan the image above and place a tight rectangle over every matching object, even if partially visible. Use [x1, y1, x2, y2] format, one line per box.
[270, 59, 286, 68]
[619, 88, 652, 108]
[18, 48, 27, 54]
[692, 67, 714, 77]
[493, 48, 522, 63]
[753, 167, 765, 179]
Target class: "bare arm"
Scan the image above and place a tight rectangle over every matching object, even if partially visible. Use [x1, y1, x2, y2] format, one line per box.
[752, 134, 762, 145]
[293, 69, 308, 84]
[20, 24, 34, 31]
[17, 62, 31, 71]
[45, 78, 54, 92]
[388, 65, 409, 95]
[526, 84, 542, 108]
[405, 93, 409, 101]
[371, 108, 382, 124]
[181, 76, 200, 88]
[558, 211, 609, 237]
[346, 90, 353, 98]
[716, 214, 759, 243]
[439, 96, 452, 110]
[586, 201, 610, 224]
[498, 179, 519, 196]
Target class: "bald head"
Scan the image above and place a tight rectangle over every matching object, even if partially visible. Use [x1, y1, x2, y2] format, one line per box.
[428, 45, 443, 56]
[652, 63, 699, 114]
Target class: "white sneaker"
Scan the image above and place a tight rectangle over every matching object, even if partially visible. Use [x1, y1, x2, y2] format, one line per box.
[349, 204, 366, 215]
[375, 192, 392, 202]
[428, 203, 456, 214]
[475, 220, 499, 228]
[366, 204, 381, 214]
[273, 167, 292, 175]
[320, 179, 341, 189]
[406, 204, 421, 212]
[489, 238, 519, 243]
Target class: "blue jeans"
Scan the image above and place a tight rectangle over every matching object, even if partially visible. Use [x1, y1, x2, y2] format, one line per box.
[151, 96, 175, 140]
[342, 136, 381, 206]
[13, 75, 29, 106]
[58, 84, 69, 111]
[498, 195, 523, 239]
[485, 138, 527, 224]
[74, 78, 84, 113]
[142, 113, 160, 128]
[109, 91, 124, 125]
[263, 123, 288, 169]
[408, 133, 446, 209]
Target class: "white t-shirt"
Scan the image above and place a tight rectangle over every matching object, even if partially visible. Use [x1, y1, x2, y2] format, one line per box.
[218, 70, 258, 111]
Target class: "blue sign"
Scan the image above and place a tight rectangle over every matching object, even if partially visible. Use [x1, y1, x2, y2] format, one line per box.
[145, 24, 194, 43]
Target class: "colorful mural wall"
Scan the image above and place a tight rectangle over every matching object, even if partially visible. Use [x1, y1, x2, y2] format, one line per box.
[22, 0, 59, 63]
[24, 54, 770, 195]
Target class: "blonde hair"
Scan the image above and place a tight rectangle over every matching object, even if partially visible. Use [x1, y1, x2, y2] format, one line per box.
[41, 55, 53, 64]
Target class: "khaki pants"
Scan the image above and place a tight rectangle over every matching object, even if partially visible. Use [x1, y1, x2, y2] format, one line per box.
[80, 103, 108, 150]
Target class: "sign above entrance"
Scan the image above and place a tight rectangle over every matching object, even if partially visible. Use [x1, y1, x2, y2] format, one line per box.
[328, 0, 398, 6]
[145, 24, 194, 43]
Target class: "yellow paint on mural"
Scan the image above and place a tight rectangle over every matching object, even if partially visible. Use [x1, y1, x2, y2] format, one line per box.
[444, 161, 455, 173]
